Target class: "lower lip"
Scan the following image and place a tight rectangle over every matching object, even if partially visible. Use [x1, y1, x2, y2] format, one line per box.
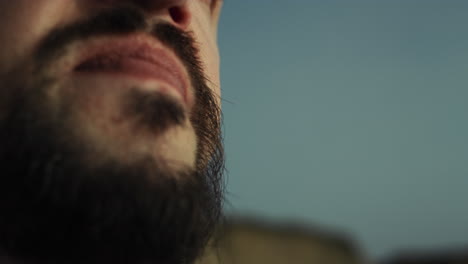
[74, 57, 186, 102]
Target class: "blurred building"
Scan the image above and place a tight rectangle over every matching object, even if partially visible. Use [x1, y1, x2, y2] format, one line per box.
[197, 218, 368, 264]
[381, 250, 468, 264]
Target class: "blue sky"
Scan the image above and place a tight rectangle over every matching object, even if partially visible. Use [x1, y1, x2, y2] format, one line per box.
[217, 0, 468, 258]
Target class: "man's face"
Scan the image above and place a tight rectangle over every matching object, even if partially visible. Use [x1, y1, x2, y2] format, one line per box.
[0, 0, 222, 171]
[0, 1, 223, 263]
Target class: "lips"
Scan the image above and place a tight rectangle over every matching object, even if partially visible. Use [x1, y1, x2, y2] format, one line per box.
[73, 38, 188, 103]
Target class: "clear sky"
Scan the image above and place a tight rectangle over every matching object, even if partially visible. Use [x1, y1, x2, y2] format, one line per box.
[217, 0, 468, 259]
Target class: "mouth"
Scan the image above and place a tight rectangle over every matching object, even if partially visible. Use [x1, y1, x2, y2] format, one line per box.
[73, 36, 189, 104]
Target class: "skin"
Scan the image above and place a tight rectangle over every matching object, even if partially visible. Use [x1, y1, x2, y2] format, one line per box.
[0, 0, 223, 172]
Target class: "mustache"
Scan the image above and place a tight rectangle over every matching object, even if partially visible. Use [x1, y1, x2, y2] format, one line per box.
[34, 5, 201, 78]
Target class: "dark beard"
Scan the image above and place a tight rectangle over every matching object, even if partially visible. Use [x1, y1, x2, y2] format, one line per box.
[0, 6, 224, 264]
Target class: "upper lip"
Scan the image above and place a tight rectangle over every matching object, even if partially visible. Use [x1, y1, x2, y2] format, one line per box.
[73, 35, 189, 104]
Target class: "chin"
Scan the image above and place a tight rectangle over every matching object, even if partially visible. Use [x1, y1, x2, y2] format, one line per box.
[150, 121, 198, 173]
[77, 118, 198, 176]
[53, 79, 196, 173]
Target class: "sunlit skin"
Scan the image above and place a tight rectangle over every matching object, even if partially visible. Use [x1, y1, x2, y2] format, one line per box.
[0, 0, 222, 172]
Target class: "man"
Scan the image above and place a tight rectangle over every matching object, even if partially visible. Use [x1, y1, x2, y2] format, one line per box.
[0, 0, 224, 263]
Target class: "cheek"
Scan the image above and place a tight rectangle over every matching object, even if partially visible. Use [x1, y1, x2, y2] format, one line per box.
[186, 2, 221, 97]
[199, 40, 221, 97]
[0, 1, 73, 74]
[190, 24, 221, 98]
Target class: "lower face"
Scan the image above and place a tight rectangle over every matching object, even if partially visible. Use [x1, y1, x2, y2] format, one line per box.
[0, 5, 223, 264]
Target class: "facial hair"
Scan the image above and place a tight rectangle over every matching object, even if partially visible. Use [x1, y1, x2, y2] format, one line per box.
[0, 6, 224, 264]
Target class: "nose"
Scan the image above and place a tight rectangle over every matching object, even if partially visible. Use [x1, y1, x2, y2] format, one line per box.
[138, 0, 190, 28]
[98, 0, 191, 29]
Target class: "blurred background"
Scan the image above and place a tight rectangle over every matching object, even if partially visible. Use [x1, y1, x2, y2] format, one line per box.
[215, 0, 468, 263]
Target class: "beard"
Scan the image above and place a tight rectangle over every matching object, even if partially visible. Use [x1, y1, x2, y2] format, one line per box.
[0, 6, 224, 264]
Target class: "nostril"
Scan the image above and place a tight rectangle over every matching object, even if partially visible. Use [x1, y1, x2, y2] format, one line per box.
[169, 6, 189, 27]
